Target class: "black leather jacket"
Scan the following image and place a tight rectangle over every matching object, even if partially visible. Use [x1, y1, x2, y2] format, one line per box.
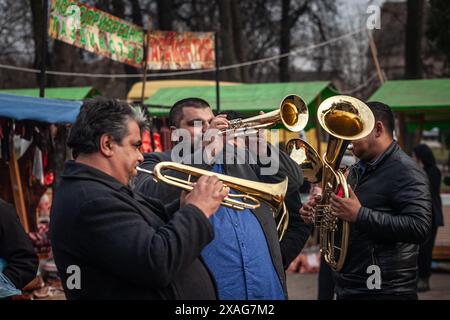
[333, 141, 432, 298]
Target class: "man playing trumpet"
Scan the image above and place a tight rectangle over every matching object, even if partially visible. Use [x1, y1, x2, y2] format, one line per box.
[50, 97, 229, 299]
[135, 98, 311, 300]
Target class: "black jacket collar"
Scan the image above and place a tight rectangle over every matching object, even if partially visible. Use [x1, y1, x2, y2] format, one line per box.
[62, 160, 130, 193]
[366, 140, 398, 172]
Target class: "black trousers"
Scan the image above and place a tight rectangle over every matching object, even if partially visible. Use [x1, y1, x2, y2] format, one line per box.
[318, 255, 335, 300]
[337, 293, 418, 300]
[418, 225, 438, 279]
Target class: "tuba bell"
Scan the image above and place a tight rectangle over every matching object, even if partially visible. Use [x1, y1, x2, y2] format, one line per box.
[137, 162, 290, 241]
[287, 95, 374, 271]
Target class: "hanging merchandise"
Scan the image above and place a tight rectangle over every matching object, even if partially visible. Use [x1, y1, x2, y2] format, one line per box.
[13, 135, 32, 160]
[159, 119, 172, 151]
[0, 123, 2, 160]
[1, 120, 11, 161]
[32, 147, 45, 185]
[141, 130, 162, 153]
[44, 172, 54, 187]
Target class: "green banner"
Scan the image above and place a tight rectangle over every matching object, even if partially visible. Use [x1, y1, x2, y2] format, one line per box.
[49, 0, 144, 68]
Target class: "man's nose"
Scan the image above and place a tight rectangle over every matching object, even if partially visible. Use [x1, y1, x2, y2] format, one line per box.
[137, 150, 144, 163]
[202, 122, 210, 132]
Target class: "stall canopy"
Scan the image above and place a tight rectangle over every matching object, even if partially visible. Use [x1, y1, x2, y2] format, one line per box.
[127, 80, 240, 101]
[0, 86, 100, 101]
[144, 81, 336, 129]
[369, 78, 450, 130]
[0, 93, 82, 124]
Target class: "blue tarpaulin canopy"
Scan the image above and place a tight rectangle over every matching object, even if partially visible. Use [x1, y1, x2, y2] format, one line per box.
[0, 93, 81, 124]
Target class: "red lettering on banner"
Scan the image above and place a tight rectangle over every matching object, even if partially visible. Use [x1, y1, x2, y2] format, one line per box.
[149, 37, 160, 62]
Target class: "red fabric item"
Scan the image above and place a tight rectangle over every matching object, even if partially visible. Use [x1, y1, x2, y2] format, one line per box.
[42, 151, 48, 170]
[141, 130, 162, 153]
[44, 172, 54, 186]
[159, 125, 172, 151]
[337, 184, 344, 197]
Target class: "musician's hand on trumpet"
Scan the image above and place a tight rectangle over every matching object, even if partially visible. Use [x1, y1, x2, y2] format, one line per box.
[299, 186, 322, 225]
[201, 114, 230, 160]
[181, 175, 230, 218]
[209, 114, 230, 131]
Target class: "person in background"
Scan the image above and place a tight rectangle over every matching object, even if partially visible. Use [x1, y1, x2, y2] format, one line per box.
[412, 144, 444, 292]
[0, 199, 39, 299]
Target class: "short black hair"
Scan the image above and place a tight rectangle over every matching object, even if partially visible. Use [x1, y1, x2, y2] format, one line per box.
[413, 144, 436, 167]
[218, 110, 245, 120]
[366, 101, 395, 137]
[169, 97, 211, 127]
[68, 97, 147, 158]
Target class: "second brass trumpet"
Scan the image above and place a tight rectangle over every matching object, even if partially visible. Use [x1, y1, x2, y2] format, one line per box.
[219, 94, 308, 137]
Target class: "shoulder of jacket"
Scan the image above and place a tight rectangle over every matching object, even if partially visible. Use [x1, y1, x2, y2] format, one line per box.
[143, 151, 171, 162]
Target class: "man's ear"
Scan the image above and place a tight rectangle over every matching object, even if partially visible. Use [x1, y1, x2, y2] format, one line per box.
[99, 134, 115, 157]
[374, 121, 384, 138]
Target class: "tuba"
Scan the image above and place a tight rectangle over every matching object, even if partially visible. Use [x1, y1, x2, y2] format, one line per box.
[220, 94, 309, 137]
[137, 161, 290, 241]
[287, 95, 374, 271]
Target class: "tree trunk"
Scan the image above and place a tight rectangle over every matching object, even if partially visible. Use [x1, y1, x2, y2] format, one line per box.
[157, 0, 173, 30]
[405, 0, 425, 79]
[30, 0, 50, 86]
[125, 0, 143, 93]
[279, 0, 291, 82]
[230, 0, 250, 82]
[51, 41, 78, 87]
[218, 0, 241, 82]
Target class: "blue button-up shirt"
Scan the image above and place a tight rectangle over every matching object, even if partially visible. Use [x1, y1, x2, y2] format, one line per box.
[201, 164, 285, 300]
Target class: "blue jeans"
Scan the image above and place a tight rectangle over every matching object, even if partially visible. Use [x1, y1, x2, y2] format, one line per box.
[0, 258, 21, 298]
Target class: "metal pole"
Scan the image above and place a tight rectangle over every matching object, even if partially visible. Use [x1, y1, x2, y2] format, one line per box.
[39, 0, 49, 98]
[140, 29, 156, 152]
[367, 29, 385, 85]
[140, 30, 149, 108]
[215, 32, 220, 112]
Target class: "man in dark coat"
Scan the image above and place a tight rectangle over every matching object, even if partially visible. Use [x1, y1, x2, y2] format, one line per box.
[135, 98, 311, 299]
[0, 199, 38, 299]
[50, 98, 228, 300]
[300, 101, 432, 300]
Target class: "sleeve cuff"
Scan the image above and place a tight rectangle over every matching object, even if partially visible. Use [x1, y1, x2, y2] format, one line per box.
[355, 206, 369, 227]
[179, 204, 214, 238]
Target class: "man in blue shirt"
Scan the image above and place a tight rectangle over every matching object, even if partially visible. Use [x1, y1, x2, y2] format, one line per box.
[136, 98, 311, 299]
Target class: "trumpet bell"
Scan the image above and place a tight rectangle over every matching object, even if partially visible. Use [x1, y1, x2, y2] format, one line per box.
[280, 94, 309, 132]
[221, 94, 309, 136]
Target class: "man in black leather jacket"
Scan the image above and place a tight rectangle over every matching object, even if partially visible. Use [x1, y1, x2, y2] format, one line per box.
[300, 101, 431, 299]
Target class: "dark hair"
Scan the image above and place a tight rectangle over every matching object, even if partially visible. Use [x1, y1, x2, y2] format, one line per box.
[413, 144, 436, 168]
[218, 110, 245, 120]
[68, 97, 147, 158]
[366, 101, 395, 137]
[169, 97, 211, 127]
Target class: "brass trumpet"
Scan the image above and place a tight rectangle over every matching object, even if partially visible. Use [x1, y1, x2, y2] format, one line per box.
[220, 94, 308, 137]
[136, 161, 290, 240]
